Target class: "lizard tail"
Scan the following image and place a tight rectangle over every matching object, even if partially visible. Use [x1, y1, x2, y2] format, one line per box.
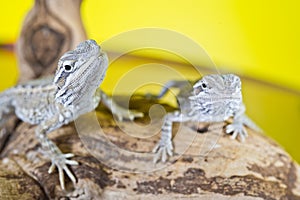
[157, 80, 191, 99]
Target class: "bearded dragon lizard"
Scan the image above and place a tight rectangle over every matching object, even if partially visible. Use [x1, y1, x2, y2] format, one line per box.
[153, 74, 261, 163]
[0, 39, 143, 189]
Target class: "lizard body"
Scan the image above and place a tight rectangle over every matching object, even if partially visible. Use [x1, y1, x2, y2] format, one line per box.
[153, 74, 261, 163]
[0, 39, 142, 189]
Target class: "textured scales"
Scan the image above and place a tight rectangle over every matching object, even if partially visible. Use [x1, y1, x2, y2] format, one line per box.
[0, 40, 143, 190]
[153, 74, 261, 163]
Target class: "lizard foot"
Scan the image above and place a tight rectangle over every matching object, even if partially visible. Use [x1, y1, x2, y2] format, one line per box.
[152, 141, 173, 163]
[225, 121, 248, 142]
[115, 109, 144, 121]
[48, 153, 79, 190]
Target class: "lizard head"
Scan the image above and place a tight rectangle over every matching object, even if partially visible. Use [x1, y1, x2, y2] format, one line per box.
[53, 39, 108, 106]
[189, 74, 243, 120]
[192, 74, 241, 96]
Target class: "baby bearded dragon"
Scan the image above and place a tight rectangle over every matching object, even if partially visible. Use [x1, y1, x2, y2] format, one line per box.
[153, 74, 261, 163]
[0, 40, 142, 189]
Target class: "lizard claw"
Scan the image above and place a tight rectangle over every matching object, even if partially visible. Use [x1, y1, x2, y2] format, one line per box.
[48, 153, 79, 190]
[152, 141, 173, 163]
[226, 121, 248, 142]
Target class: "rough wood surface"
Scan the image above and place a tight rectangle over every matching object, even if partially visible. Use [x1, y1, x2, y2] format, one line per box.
[0, 96, 300, 200]
[16, 0, 86, 82]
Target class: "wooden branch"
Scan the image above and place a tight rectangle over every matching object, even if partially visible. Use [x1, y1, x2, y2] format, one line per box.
[0, 96, 300, 199]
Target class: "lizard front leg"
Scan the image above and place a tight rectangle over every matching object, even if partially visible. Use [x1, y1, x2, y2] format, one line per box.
[96, 89, 144, 121]
[36, 117, 78, 190]
[225, 104, 262, 142]
[153, 112, 190, 163]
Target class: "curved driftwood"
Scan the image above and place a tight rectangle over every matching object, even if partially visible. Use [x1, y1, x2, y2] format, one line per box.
[0, 96, 300, 199]
[16, 0, 86, 82]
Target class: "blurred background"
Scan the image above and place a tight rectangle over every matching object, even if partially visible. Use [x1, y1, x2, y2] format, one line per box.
[0, 0, 299, 162]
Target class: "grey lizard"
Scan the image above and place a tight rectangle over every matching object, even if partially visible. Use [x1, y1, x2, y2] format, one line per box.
[152, 74, 261, 163]
[0, 39, 143, 189]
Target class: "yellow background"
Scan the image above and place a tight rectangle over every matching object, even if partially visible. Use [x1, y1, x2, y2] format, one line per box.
[0, 0, 299, 162]
[1, 0, 300, 90]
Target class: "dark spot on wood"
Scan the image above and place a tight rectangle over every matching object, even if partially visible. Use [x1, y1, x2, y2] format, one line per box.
[110, 125, 120, 132]
[136, 177, 171, 195]
[166, 171, 173, 177]
[131, 143, 137, 149]
[181, 157, 193, 163]
[197, 126, 208, 133]
[111, 140, 129, 149]
[183, 168, 205, 177]
[28, 138, 34, 144]
[170, 159, 177, 164]
[116, 180, 126, 189]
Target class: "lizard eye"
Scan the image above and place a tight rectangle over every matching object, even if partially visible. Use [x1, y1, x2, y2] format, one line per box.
[64, 64, 72, 72]
[61, 60, 75, 72]
[202, 83, 207, 88]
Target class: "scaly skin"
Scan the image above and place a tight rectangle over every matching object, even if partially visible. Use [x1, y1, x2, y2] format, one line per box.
[0, 40, 143, 189]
